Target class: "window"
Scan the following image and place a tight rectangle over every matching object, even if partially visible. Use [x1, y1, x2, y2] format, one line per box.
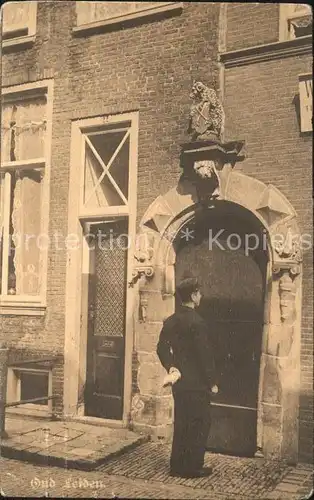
[1, 1, 37, 48]
[75, 115, 138, 219]
[6, 362, 53, 417]
[82, 125, 130, 214]
[74, 1, 182, 31]
[69, 113, 139, 421]
[299, 73, 313, 133]
[279, 4, 312, 41]
[0, 82, 53, 314]
[20, 371, 49, 404]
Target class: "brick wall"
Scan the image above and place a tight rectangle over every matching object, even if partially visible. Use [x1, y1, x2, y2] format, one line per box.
[224, 7, 313, 463]
[1, 1, 221, 412]
[226, 3, 279, 51]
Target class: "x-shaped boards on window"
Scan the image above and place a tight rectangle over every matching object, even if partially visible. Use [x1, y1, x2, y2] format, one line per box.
[84, 128, 130, 207]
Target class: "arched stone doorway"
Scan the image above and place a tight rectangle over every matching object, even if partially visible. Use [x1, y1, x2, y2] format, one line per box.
[175, 202, 268, 456]
[131, 171, 303, 463]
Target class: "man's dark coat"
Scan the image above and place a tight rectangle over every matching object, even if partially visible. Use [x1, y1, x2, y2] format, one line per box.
[157, 305, 216, 475]
[157, 305, 216, 391]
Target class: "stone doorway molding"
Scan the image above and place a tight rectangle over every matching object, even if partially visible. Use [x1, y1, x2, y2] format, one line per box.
[131, 169, 303, 464]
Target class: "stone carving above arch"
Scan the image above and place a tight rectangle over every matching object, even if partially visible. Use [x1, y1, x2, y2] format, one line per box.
[140, 171, 298, 237]
[224, 171, 266, 210]
[224, 173, 296, 228]
[136, 170, 302, 284]
[141, 195, 174, 234]
[256, 185, 296, 228]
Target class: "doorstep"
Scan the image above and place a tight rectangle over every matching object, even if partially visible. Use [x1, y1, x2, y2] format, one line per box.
[0, 415, 148, 471]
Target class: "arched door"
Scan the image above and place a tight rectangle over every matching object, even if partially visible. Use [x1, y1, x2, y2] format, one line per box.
[175, 204, 267, 456]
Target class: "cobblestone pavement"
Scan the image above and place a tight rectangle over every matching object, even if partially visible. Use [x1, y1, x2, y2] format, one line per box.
[1, 443, 312, 499]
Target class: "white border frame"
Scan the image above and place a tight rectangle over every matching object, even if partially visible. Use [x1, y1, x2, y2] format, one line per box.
[64, 111, 139, 425]
[0, 79, 53, 315]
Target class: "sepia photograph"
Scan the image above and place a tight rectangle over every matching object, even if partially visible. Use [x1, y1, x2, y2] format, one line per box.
[0, 1, 313, 498]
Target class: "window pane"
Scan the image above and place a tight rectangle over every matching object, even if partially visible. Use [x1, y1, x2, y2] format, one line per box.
[7, 170, 42, 295]
[84, 130, 129, 208]
[76, 1, 170, 25]
[1, 96, 46, 163]
[109, 136, 130, 200]
[76, 1, 133, 25]
[93, 219, 128, 337]
[95, 2, 134, 20]
[134, 2, 161, 11]
[88, 130, 126, 165]
[19, 371, 49, 405]
[293, 4, 312, 14]
[84, 146, 125, 208]
[2, 1, 32, 35]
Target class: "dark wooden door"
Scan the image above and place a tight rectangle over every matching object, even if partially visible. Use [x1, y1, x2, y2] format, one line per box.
[85, 219, 128, 420]
[175, 208, 266, 456]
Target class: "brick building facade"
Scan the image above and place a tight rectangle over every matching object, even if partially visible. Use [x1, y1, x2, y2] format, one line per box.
[0, 2, 312, 464]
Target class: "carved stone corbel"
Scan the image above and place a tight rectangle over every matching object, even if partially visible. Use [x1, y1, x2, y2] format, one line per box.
[129, 265, 154, 288]
[139, 296, 148, 323]
[274, 230, 302, 264]
[273, 229, 303, 281]
[273, 230, 302, 325]
[272, 259, 301, 324]
[129, 233, 155, 287]
[278, 271, 296, 323]
[272, 263, 301, 280]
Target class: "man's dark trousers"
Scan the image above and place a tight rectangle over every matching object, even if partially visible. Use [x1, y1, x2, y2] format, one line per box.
[170, 388, 211, 475]
[156, 305, 216, 475]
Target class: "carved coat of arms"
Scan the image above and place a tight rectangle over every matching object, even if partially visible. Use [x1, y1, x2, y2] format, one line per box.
[189, 81, 225, 141]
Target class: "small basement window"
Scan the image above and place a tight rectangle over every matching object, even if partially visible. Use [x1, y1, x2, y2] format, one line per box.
[19, 371, 49, 405]
[6, 363, 53, 417]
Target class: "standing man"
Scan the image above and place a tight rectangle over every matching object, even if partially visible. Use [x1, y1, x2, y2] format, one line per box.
[157, 277, 217, 478]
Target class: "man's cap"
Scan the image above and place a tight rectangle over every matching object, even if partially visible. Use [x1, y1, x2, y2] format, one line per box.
[176, 277, 200, 298]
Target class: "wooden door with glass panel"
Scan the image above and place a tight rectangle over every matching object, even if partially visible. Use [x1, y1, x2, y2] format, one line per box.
[85, 219, 128, 420]
[81, 119, 132, 420]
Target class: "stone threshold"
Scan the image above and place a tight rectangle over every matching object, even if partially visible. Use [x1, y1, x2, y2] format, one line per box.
[0, 434, 148, 471]
[0, 416, 149, 471]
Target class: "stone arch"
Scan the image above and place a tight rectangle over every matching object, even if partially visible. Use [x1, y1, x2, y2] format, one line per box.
[132, 171, 302, 463]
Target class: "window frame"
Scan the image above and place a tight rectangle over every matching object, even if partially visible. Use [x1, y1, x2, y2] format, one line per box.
[0, 80, 53, 316]
[72, 113, 138, 221]
[279, 4, 312, 41]
[1, 1, 38, 50]
[64, 111, 139, 421]
[299, 73, 313, 133]
[73, 1, 183, 34]
[6, 364, 53, 417]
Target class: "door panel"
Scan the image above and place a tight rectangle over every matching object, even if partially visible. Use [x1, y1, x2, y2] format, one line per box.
[207, 406, 257, 457]
[175, 210, 266, 456]
[85, 219, 128, 420]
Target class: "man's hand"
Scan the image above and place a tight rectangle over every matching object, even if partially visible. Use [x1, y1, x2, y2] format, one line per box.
[162, 367, 181, 388]
[211, 384, 219, 394]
